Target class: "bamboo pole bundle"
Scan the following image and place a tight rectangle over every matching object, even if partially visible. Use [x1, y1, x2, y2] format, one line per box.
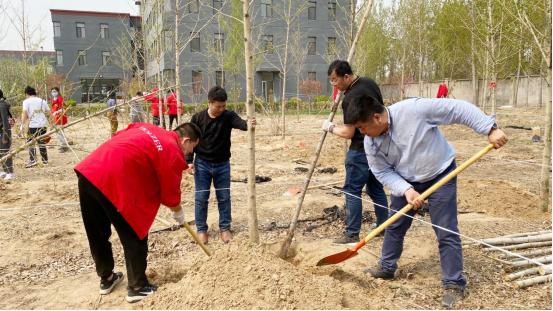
[505, 267, 540, 281]
[539, 265, 552, 275]
[480, 233, 552, 245]
[511, 255, 552, 267]
[495, 248, 552, 259]
[513, 274, 552, 289]
[481, 241, 552, 252]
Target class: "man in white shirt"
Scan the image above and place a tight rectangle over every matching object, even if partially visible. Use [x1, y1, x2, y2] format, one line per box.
[21, 86, 50, 168]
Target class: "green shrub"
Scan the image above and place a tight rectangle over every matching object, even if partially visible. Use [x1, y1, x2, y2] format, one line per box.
[314, 95, 330, 103]
[65, 100, 77, 107]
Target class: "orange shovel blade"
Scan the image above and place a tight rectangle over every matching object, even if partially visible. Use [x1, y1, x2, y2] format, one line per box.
[316, 248, 359, 266]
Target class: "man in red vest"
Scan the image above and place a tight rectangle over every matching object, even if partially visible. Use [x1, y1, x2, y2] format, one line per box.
[145, 88, 166, 129]
[166, 89, 183, 130]
[75, 122, 201, 303]
[50, 87, 70, 153]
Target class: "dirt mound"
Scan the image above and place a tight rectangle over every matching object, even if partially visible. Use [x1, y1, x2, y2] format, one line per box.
[136, 235, 375, 310]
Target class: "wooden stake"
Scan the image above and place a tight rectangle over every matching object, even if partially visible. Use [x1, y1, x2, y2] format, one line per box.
[505, 267, 540, 281]
[513, 274, 552, 289]
[279, 0, 376, 259]
[539, 265, 552, 276]
[481, 241, 552, 252]
[242, 0, 259, 244]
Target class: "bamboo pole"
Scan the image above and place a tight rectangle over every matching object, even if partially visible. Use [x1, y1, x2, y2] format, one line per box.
[480, 233, 552, 245]
[279, 0, 376, 259]
[0, 86, 175, 165]
[495, 248, 552, 259]
[493, 230, 551, 239]
[481, 241, 552, 252]
[513, 274, 552, 289]
[539, 265, 552, 276]
[243, 0, 259, 244]
[505, 267, 540, 281]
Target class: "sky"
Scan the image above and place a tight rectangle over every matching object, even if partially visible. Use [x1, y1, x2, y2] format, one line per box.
[1, 0, 140, 51]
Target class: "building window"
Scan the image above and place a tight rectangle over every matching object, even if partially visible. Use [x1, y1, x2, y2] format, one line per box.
[189, 0, 199, 13]
[308, 37, 316, 55]
[100, 24, 109, 38]
[56, 50, 63, 66]
[263, 35, 273, 54]
[327, 77, 333, 92]
[215, 71, 225, 87]
[53, 21, 61, 37]
[102, 51, 111, 66]
[308, 1, 316, 20]
[328, 1, 336, 21]
[190, 32, 200, 52]
[214, 33, 224, 52]
[308, 72, 316, 80]
[165, 30, 173, 51]
[76, 22, 85, 38]
[261, 0, 273, 18]
[78, 50, 87, 66]
[192, 70, 203, 95]
[213, 0, 222, 13]
[328, 37, 336, 55]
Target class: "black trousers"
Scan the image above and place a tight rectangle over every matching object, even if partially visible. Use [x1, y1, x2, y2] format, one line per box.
[78, 174, 149, 288]
[27, 127, 48, 163]
[168, 114, 178, 129]
[152, 115, 166, 129]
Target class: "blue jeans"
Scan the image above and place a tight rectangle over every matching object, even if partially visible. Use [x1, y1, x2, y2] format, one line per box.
[343, 149, 389, 237]
[379, 161, 466, 289]
[194, 157, 232, 233]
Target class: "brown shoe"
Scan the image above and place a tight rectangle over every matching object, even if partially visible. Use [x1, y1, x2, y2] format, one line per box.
[197, 232, 208, 245]
[221, 230, 232, 243]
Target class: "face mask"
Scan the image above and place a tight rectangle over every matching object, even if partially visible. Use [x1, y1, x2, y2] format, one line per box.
[52, 92, 58, 97]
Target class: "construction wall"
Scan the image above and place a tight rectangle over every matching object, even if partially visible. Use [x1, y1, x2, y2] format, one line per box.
[380, 75, 547, 108]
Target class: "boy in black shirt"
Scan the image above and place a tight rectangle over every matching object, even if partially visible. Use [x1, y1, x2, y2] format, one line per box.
[186, 86, 256, 244]
[322, 60, 389, 245]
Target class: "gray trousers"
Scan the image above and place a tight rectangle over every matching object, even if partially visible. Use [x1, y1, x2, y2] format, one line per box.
[53, 124, 68, 147]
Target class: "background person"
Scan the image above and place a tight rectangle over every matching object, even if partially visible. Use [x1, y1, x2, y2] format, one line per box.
[166, 89, 183, 130]
[322, 60, 389, 245]
[145, 88, 166, 129]
[21, 86, 50, 168]
[186, 86, 256, 244]
[0, 89, 14, 182]
[106, 90, 118, 137]
[345, 94, 507, 308]
[130, 91, 146, 123]
[75, 122, 201, 303]
[50, 87, 70, 153]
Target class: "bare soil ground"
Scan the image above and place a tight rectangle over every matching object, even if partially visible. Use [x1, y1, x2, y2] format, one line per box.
[0, 107, 551, 310]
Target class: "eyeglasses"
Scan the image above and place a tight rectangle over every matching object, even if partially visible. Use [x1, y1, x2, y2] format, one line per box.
[330, 76, 343, 86]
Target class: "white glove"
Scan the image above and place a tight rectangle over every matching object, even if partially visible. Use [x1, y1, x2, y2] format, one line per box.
[321, 120, 334, 132]
[172, 209, 185, 225]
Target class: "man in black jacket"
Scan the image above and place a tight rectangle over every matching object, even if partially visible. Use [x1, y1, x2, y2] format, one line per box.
[186, 86, 256, 244]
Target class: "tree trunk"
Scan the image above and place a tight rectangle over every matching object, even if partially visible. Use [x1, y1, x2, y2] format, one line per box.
[243, 0, 259, 244]
[510, 255, 552, 267]
[496, 248, 551, 259]
[539, 59, 552, 212]
[513, 274, 552, 289]
[480, 233, 552, 245]
[539, 265, 552, 276]
[481, 241, 552, 251]
[175, 0, 181, 126]
[505, 267, 540, 281]
[471, 2, 478, 106]
[281, 17, 291, 140]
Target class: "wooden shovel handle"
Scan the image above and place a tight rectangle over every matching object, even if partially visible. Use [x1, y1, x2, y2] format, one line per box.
[351, 144, 495, 251]
[154, 216, 212, 256]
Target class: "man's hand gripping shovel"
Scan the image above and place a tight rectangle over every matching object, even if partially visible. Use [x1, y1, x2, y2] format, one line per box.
[316, 144, 494, 266]
[155, 216, 212, 257]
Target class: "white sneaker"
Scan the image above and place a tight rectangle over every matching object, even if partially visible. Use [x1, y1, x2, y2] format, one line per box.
[4, 174, 13, 183]
[0, 172, 6, 178]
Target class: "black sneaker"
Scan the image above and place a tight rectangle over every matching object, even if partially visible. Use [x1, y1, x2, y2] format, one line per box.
[332, 234, 360, 246]
[25, 161, 38, 168]
[363, 264, 395, 280]
[99, 272, 124, 295]
[58, 147, 69, 153]
[442, 284, 464, 308]
[126, 283, 158, 303]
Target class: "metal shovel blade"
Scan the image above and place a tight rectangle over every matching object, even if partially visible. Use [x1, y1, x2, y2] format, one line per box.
[316, 248, 359, 266]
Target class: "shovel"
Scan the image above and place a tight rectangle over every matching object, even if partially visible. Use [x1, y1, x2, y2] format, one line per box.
[155, 216, 212, 256]
[316, 144, 494, 266]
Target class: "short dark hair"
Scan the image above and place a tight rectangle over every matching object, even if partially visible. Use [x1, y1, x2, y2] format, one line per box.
[136, 91, 143, 96]
[344, 94, 386, 124]
[25, 86, 37, 96]
[207, 85, 227, 103]
[174, 122, 202, 142]
[328, 60, 353, 77]
[51, 87, 60, 92]
[108, 90, 116, 99]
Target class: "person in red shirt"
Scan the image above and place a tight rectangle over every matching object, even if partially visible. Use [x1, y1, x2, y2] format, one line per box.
[74, 122, 201, 303]
[144, 88, 166, 129]
[50, 87, 70, 153]
[166, 89, 183, 130]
